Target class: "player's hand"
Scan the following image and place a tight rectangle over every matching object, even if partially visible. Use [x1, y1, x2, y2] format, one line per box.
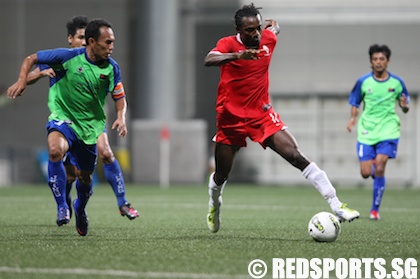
[264, 19, 277, 29]
[41, 68, 56, 78]
[112, 118, 127, 137]
[7, 79, 27, 99]
[400, 94, 409, 113]
[237, 49, 262, 60]
[264, 19, 280, 34]
[346, 118, 356, 132]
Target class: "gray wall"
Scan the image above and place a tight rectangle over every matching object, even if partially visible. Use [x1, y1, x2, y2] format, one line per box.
[269, 23, 420, 95]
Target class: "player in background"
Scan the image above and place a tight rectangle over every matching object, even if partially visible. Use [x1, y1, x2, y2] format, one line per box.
[8, 19, 129, 236]
[346, 44, 409, 221]
[204, 3, 360, 233]
[26, 16, 138, 224]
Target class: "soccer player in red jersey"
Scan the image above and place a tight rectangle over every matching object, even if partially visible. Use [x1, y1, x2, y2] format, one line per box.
[204, 3, 360, 233]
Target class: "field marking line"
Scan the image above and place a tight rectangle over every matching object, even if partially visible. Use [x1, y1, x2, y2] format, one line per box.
[136, 202, 420, 212]
[0, 266, 248, 279]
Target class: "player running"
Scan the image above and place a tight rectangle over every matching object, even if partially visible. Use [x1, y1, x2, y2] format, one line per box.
[26, 16, 138, 226]
[204, 3, 360, 233]
[346, 44, 409, 220]
[8, 19, 130, 236]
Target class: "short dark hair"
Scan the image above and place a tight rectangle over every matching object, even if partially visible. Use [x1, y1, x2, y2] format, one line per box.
[85, 19, 112, 45]
[234, 3, 261, 28]
[369, 44, 391, 60]
[66, 16, 88, 36]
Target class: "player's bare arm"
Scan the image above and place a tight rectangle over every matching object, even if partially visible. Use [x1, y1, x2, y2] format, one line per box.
[27, 67, 56, 85]
[204, 49, 261, 67]
[346, 106, 358, 132]
[7, 53, 38, 99]
[112, 97, 127, 137]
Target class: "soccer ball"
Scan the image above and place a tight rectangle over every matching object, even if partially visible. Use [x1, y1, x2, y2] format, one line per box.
[308, 212, 341, 242]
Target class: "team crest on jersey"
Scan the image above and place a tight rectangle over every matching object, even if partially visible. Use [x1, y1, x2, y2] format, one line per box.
[77, 67, 84, 73]
[367, 88, 373, 94]
[388, 88, 395, 92]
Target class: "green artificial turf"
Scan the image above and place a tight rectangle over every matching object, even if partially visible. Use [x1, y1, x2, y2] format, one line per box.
[0, 184, 418, 279]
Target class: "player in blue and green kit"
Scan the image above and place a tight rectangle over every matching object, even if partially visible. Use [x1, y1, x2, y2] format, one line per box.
[346, 44, 410, 220]
[8, 19, 127, 236]
[27, 16, 138, 223]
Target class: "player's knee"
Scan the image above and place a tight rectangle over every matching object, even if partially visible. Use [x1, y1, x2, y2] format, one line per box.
[77, 174, 92, 186]
[98, 148, 114, 164]
[360, 170, 371, 179]
[374, 166, 385, 177]
[66, 175, 76, 184]
[48, 147, 65, 162]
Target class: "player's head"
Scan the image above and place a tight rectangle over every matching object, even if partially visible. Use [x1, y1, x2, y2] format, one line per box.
[369, 44, 391, 74]
[234, 3, 262, 49]
[67, 15, 88, 48]
[85, 19, 115, 61]
[369, 44, 391, 60]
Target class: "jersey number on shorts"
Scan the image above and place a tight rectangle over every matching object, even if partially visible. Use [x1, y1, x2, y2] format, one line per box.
[358, 144, 364, 157]
[269, 112, 281, 124]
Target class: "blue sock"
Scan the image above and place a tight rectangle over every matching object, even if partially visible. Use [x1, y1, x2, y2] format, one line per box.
[372, 176, 386, 212]
[48, 160, 67, 209]
[75, 180, 93, 211]
[104, 160, 127, 207]
[371, 164, 375, 179]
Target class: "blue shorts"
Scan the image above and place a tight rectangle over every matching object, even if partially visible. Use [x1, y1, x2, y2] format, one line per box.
[357, 139, 399, 162]
[46, 120, 97, 171]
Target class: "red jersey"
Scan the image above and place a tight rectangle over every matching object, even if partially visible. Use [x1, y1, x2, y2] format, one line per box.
[209, 29, 277, 119]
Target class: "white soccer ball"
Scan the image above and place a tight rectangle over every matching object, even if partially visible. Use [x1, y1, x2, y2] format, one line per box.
[308, 212, 341, 242]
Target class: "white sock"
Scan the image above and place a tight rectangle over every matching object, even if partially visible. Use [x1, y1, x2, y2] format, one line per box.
[208, 172, 226, 209]
[302, 162, 342, 211]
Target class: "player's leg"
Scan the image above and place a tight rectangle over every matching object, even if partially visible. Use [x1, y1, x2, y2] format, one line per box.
[360, 156, 384, 220]
[265, 129, 360, 222]
[72, 145, 96, 236]
[357, 141, 385, 220]
[360, 160, 375, 179]
[207, 142, 240, 233]
[358, 141, 375, 179]
[370, 154, 388, 220]
[360, 157, 379, 219]
[369, 140, 397, 220]
[73, 169, 94, 236]
[47, 129, 70, 226]
[97, 132, 138, 220]
[64, 158, 77, 219]
[210, 143, 239, 206]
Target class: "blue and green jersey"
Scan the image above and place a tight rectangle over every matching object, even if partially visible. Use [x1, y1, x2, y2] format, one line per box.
[349, 72, 409, 145]
[37, 47, 124, 145]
